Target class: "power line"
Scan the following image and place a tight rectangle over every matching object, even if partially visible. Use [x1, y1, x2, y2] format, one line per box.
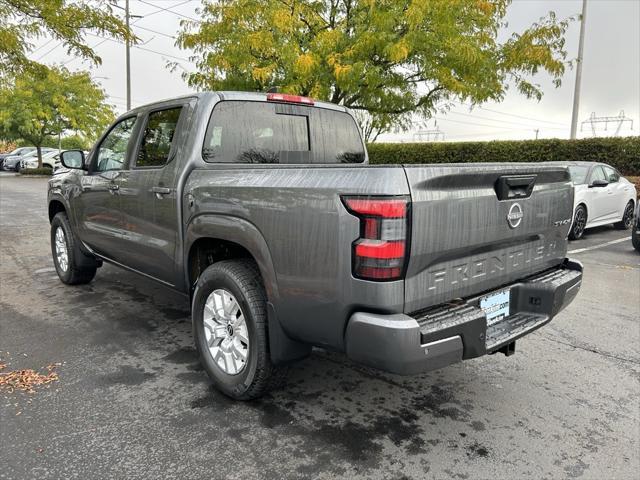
[35, 41, 64, 61]
[31, 38, 55, 55]
[446, 109, 567, 131]
[134, 25, 176, 39]
[436, 116, 554, 131]
[136, 0, 200, 23]
[453, 100, 566, 127]
[136, 45, 195, 63]
[84, 32, 195, 63]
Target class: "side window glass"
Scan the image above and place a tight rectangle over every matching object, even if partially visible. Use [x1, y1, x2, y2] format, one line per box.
[590, 166, 607, 183]
[136, 107, 183, 167]
[95, 117, 137, 172]
[603, 166, 619, 183]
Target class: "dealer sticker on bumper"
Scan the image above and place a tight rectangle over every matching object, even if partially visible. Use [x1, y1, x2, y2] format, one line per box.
[480, 289, 510, 324]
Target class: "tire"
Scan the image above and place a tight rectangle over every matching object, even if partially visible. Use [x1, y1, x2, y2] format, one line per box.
[569, 205, 587, 240]
[632, 227, 640, 253]
[192, 259, 286, 400]
[51, 212, 97, 285]
[614, 201, 634, 230]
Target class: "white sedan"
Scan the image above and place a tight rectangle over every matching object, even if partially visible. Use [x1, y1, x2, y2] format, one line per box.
[567, 162, 637, 240]
[20, 150, 61, 171]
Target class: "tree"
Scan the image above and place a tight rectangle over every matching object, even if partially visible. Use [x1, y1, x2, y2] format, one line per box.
[0, 65, 114, 167]
[177, 0, 572, 140]
[0, 0, 134, 75]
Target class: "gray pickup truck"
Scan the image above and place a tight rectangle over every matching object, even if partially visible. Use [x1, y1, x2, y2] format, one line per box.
[49, 91, 583, 400]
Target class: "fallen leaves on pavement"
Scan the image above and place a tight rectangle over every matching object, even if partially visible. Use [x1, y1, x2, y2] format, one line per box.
[0, 361, 60, 394]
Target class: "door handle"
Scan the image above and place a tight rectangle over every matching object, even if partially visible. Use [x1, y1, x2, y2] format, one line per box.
[152, 186, 172, 198]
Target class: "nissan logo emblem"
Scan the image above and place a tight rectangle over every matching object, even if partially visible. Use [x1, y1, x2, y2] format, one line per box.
[507, 203, 523, 228]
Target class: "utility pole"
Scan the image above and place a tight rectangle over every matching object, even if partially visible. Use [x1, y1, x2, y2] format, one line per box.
[534, 128, 539, 140]
[113, 1, 141, 110]
[125, 0, 131, 110]
[570, 0, 587, 139]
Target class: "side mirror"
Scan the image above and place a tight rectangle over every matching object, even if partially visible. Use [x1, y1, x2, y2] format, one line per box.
[60, 150, 86, 170]
[589, 179, 609, 188]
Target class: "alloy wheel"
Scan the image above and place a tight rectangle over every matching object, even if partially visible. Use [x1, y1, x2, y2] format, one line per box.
[623, 203, 634, 229]
[203, 289, 249, 375]
[55, 227, 69, 272]
[572, 208, 586, 238]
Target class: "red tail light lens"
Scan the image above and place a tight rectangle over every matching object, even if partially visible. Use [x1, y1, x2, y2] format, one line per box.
[266, 93, 315, 105]
[342, 195, 410, 281]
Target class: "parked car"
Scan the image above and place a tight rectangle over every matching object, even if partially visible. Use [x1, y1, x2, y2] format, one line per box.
[3, 148, 56, 171]
[566, 162, 637, 240]
[20, 150, 60, 170]
[48, 92, 583, 400]
[0, 146, 36, 169]
[632, 202, 640, 252]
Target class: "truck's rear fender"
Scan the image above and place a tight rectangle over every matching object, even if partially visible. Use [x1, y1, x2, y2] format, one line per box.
[184, 213, 310, 364]
[185, 214, 279, 300]
[183, 165, 409, 352]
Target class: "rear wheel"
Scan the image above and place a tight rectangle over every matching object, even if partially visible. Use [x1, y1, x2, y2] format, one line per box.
[569, 205, 587, 240]
[614, 201, 634, 230]
[51, 212, 97, 285]
[192, 259, 286, 400]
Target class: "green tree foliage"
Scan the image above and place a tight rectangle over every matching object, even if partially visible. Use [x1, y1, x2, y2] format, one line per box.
[0, 0, 133, 75]
[0, 65, 114, 167]
[178, 0, 572, 140]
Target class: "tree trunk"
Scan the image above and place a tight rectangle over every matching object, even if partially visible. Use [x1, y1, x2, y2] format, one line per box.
[37, 145, 43, 169]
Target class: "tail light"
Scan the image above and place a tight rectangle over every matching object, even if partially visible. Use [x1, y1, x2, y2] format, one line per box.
[342, 195, 410, 281]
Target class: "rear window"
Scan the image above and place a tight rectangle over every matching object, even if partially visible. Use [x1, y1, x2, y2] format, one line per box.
[203, 101, 364, 164]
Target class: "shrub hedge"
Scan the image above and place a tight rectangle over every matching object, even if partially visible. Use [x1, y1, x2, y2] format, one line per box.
[19, 168, 52, 176]
[367, 136, 640, 175]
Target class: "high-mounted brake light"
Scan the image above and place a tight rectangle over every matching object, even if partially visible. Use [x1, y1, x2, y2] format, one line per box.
[266, 93, 315, 105]
[342, 196, 410, 281]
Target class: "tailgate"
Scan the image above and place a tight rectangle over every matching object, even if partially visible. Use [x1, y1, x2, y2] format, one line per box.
[403, 163, 573, 313]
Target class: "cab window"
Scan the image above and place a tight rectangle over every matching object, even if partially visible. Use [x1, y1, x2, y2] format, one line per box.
[95, 117, 137, 172]
[136, 107, 183, 168]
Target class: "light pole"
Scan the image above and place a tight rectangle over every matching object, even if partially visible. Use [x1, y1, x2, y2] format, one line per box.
[570, 0, 588, 140]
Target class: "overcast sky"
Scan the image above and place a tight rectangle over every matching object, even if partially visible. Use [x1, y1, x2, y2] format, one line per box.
[30, 0, 640, 142]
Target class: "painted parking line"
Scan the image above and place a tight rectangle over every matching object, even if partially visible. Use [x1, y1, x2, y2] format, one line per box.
[568, 237, 629, 254]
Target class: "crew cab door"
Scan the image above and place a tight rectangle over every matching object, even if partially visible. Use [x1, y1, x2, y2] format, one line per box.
[602, 165, 629, 219]
[76, 116, 138, 260]
[587, 165, 615, 222]
[112, 104, 187, 286]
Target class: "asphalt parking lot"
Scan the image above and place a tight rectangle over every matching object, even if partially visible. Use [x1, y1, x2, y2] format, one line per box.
[1, 174, 638, 480]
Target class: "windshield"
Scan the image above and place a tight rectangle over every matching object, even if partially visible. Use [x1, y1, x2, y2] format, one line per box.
[568, 166, 590, 185]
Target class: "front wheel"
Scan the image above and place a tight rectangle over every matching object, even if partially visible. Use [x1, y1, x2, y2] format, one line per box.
[51, 212, 97, 285]
[614, 201, 634, 230]
[569, 205, 587, 240]
[192, 259, 286, 400]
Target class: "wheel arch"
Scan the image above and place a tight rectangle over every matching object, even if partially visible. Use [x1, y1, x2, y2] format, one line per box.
[185, 214, 310, 365]
[574, 202, 588, 225]
[184, 214, 279, 302]
[48, 198, 67, 223]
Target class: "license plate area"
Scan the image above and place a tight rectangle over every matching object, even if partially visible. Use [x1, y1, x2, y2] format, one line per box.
[480, 289, 510, 325]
